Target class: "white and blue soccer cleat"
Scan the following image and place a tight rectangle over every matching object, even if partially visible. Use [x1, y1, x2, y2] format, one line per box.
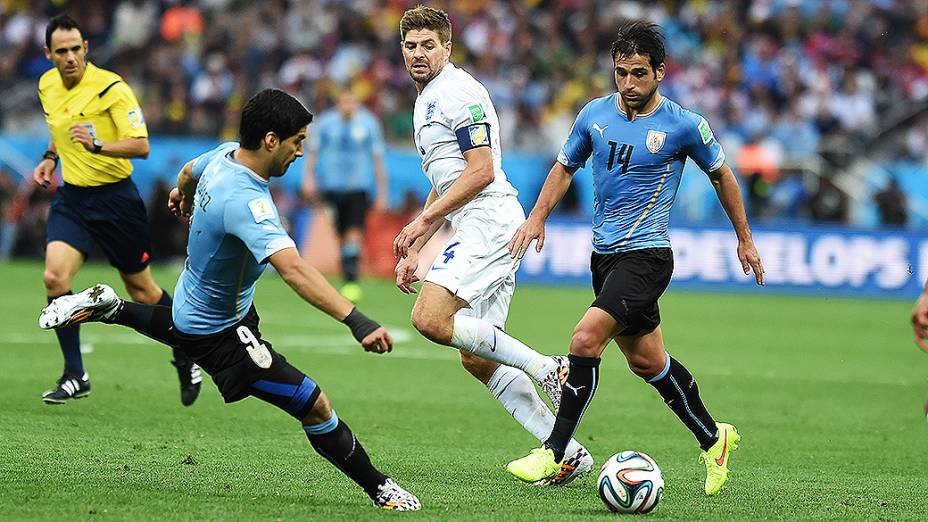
[372, 478, 421, 511]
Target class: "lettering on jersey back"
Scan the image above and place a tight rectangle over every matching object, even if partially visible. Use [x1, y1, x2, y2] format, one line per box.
[196, 184, 211, 211]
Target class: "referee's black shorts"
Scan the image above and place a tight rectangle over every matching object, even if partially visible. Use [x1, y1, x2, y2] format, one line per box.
[590, 248, 673, 337]
[46, 178, 153, 274]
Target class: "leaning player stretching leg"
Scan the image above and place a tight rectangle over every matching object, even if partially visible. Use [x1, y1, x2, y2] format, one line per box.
[392, 5, 592, 483]
[506, 22, 764, 495]
[40, 89, 419, 510]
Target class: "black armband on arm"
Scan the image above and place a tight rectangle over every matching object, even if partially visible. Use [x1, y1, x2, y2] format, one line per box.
[342, 307, 381, 342]
[454, 123, 491, 152]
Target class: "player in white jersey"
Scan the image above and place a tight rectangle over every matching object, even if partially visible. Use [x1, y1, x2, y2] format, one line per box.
[391, 5, 592, 484]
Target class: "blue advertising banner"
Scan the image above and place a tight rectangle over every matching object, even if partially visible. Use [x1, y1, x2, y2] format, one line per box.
[518, 219, 928, 299]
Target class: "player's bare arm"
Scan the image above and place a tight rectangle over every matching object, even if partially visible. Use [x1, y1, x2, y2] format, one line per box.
[269, 247, 393, 353]
[509, 161, 578, 259]
[32, 140, 57, 188]
[299, 149, 319, 203]
[373, 153, 389, 210]
[68, 124, 149, 159]
[911, 284, 928, 352]
[395, 188, 441, 294]
[168, 159, 197, 218]
[707, 162, 765, 286]
[393, 146, 493, 258]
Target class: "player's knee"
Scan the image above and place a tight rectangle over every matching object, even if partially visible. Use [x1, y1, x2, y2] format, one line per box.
[410, 308, 450, 344]
[302, 391, 333, 426]
[569, 327, 605, 358]
[42, 268, 71, 294]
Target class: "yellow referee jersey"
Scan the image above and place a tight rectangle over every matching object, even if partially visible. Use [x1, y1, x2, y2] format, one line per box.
[38, 63, 149, 187]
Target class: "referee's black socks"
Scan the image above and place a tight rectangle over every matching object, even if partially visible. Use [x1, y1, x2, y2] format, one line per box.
[49, 291, 83, 376]
[544, 354, 601, 462]
[304, 412, 387, 498]
[645, 354, 719, 451]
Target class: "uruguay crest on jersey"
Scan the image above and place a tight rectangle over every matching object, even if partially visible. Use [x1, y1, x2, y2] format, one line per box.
[646, 130, 666, 153]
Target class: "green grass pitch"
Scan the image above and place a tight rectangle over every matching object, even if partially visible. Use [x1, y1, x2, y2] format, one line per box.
[0, 260, 926, 521]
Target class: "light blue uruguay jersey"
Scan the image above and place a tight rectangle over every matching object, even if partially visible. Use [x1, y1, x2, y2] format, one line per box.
[173, 142, 296, 335]
[558, 94, 725, 253]
[309, 107, 385, 193]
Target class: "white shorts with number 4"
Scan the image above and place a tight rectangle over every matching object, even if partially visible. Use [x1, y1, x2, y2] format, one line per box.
[425, 195, 525, 329]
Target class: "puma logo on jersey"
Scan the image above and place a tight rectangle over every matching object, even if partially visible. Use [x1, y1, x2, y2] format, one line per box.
[592, 123, 608, 138]
[564, 382, 586, 396]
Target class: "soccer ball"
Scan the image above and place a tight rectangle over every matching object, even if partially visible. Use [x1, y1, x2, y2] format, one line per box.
[597, 450, 664, 514]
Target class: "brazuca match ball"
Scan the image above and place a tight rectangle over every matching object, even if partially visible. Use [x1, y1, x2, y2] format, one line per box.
[597, 450, 664, 514]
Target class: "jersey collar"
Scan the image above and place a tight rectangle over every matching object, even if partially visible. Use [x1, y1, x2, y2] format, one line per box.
[222, 151, 269, 185]
[614, 93, 666, 121]
[57, 62, 99, 90]
[420, 62, 455, 97]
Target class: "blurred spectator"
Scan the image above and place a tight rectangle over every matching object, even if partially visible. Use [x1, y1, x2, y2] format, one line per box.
[0, 0, 926, 229]
[873, 177, 908, 227]
[808, 176, 849, 223]
[2, 1, 923, 151]
[146, 179, 187, 262]
[112, 1, 158, 52]
[1, 176, 56, 259]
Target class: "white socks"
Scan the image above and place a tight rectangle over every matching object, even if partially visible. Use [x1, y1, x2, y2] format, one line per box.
[487, 365, 582, 457]
[450, 315, 553, 382]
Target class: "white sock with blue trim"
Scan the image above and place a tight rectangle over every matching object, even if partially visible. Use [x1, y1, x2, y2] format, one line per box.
[450, 315, 554, 382]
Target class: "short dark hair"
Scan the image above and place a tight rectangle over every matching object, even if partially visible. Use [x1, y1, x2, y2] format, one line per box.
[45, 14, 82, 48]
[239, 89, 313, 150]
[611, 21, 666, 72]
[400, 5, 452, 43]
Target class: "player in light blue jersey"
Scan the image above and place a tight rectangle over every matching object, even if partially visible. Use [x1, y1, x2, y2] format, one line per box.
[301, 90, 388, 303]
[506, 22, 765, 496]
[39, 89, 419, 511]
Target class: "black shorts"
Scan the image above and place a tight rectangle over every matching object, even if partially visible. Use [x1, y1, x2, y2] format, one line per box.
[46, 178, 153, 274]
[591, 248, 673, 337]
[173, 306, 320, 420]
[322, 190, 369, 235]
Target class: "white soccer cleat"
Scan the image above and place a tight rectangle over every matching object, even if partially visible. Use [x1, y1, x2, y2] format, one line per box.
[539, 445, 595, 486]
[372, 478, 421, 511]
[39, 284, 122, 329]
[539, 355, 569, 411]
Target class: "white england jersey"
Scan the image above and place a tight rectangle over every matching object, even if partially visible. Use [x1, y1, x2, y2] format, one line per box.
[413, 63, 517, 221]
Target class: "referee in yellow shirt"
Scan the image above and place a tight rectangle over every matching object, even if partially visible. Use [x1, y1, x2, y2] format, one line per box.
[32, 15, 201, 406]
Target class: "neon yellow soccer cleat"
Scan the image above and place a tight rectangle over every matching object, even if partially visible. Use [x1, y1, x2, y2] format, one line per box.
[700, 422, 740, 496]
[506, 447, 561, 483]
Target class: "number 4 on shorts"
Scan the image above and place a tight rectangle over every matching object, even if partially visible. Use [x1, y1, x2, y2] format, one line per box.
[442, 242, 460, 264]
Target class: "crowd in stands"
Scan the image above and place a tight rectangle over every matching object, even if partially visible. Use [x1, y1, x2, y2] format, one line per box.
[2, 0, 927, 233]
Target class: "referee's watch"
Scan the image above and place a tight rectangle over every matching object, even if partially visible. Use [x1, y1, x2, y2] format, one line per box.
[92, 138, 103, 154]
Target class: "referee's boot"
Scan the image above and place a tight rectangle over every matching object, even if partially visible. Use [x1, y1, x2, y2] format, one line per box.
[42, 372, 91, 404]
